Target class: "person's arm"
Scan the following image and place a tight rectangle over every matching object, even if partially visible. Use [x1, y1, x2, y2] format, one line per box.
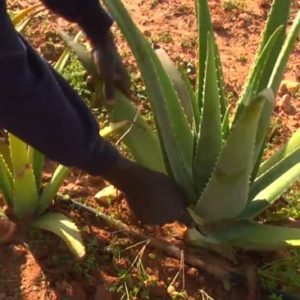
[41, 0, 130, 103]
[0, 5, 120, 175]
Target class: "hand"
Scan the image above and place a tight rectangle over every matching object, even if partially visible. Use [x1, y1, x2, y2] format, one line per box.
[92, 32, 131, 105]
[103, 157, 193, 226]
[41, 0, 130, 103]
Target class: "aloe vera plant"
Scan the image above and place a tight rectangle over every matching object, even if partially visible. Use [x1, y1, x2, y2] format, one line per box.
[0, 132, 87, 257]
[61, 0, 300, 250]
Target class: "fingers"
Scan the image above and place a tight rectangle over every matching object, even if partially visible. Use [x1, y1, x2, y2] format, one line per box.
[93, 44, 117, 105]
[114, 55, 131, 97]
[92, 32, 131, 104]
[125, 190, 193, 226]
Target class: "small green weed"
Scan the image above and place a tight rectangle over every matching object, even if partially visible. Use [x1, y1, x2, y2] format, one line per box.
[158, 32, 173, 44]
[236, 54, 248, 64]
[81, 237, 100, 275]
[61, 54, 91, 100]
[110, 241, 157, 300]
[173, 5, 193, 16]
[181, 39, 197, 50]
[222, 0, 246, 11]
[268, 187, 300, 221]
[150, 0, 159, 9]
[260, 248, 300, 295]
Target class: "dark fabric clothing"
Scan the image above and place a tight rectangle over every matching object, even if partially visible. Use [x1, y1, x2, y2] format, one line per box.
[41, 0, 114, 45]
[0, 1, 120, 175]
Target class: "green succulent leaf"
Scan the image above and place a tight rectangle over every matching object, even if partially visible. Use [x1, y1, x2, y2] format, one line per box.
[28, 147, 45, 191]
[195, 0, 226, 116]
[12, 4, 41, 26]
[59, 31, 96, 76]
[0, 139, 12, 171]
[210, 220, 300, 249]
[253, 11, 300, 179]
[105, 0, 195, 197]
[38, 165, 70, 215]
[54, 49, 72, 73]
[9, 134, 38, 218]
[213, 41, 227, 118]
[155, 48, 195, 129]
[258, 0, 291, 58]
[196, 90, 273, 221]
[221, 106, 230, 139]
[99, 120, 130, 138]
[32, 212, 85, 258]
[13, 5, 43, 33]
[194, 32, 222, 196]
[55, 32, 82, 73]
[235, 26, 284, 120]
[259, 129, 300, 176]
[249, 129, 300, 209]
[195, 0, 212, 109]
[268, 10, 300, 95]
[59, 32, 105, 107]
[109, 92, 166, 173]
[250, 148, 300, 200]
[0, 153, 13, 206]
[178, 65, 200, 129]
[241, 162, 300, 219]
[256, 0, 291, 90]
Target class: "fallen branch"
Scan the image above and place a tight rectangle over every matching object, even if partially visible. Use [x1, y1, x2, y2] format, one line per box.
[68, 199, 236, 281]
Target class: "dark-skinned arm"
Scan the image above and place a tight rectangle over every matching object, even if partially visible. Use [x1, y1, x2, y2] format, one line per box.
[41, 0, 130, 103]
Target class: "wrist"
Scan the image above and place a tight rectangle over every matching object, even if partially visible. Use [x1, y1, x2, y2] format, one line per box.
[83, 139, 121, 177]
[78, 9, 113, 46]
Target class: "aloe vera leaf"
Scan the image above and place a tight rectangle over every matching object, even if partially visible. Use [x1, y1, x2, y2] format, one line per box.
[241, 162, 300, 219]
[109, 92, 166, 174]
[12, 4, 41, 26]
[155, 48, 195, 128]
[253, 11, 300, 176]
[9, 134, 38, 218]
[28, 147, 45, 191]
[32, 212, 85, 258]
[258, 129, 300, 176]
[195, 0, 226, 116]
[37, 165, 70, 215]
[211, 220, 300, 249]
[196, 90, 273, 221]
[104, 0, 195, 197]
[0, 153, 13, 206]
[194, 33, 222, 195]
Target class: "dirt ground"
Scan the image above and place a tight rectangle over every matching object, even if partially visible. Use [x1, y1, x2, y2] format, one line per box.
[1, 0, 300, 299]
